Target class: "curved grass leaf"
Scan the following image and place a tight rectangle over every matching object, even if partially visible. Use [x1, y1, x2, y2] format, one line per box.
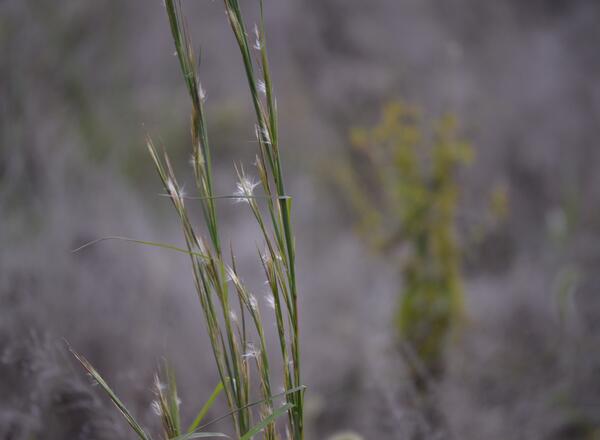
[197, 385, 306, 431]
[187, 381, 224, 433]
[171, 433, 229, 440]
[72, 236, 206, 258]
[240, 402, 294, 440]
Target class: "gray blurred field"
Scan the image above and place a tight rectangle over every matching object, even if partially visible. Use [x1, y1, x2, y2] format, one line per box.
[2, 0, 600, 438]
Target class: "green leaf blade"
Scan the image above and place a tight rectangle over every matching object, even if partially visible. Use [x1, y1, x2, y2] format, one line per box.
[240, 402, 294, 440]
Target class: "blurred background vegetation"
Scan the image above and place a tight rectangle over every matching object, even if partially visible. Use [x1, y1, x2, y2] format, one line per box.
[2, 0, 600, 438]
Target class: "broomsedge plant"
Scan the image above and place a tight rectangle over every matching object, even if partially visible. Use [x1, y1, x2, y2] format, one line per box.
[72, 0, 304, 439]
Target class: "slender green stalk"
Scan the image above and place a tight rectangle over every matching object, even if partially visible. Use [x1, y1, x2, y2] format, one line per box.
[153, 0, 305, 438]
[74, 1, 303, 438]
[221, 2, 303, 436]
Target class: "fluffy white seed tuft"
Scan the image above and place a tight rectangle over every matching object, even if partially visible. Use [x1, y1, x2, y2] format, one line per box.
[253, 24, 261, 50]
[166, 178, 185, 204]
[257, 79, 266, 95]
[242, 342, 260, 359]
[234, 176, 259, 203]
[198, 80, 206, 102]
[151, 400, 162, 416]
[265, 293, 276, 310]
[254, 124, 271, 145]
[249, 294, 259, 311]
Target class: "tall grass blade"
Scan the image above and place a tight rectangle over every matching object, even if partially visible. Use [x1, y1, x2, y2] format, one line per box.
[70, 349, 152, 440]
[187, 381, 225, 433]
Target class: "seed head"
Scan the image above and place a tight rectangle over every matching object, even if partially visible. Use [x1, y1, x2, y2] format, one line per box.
[257, 79, 266, 95]
[234, 176, 259, 203]
[166, 178, 185, 204]
[253, 24, 261, 50]
[254, 124, 271, 145]
[166, 178, 177, 196]
[225, 266, 235, 283]
[151, 400, 162, 416]
[198, 80, 206, 102]
[265, 293, 276, 310]
[153, 375, 166, 393]
[249, 294, 258, 311]
[242, 342, 260, 359]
